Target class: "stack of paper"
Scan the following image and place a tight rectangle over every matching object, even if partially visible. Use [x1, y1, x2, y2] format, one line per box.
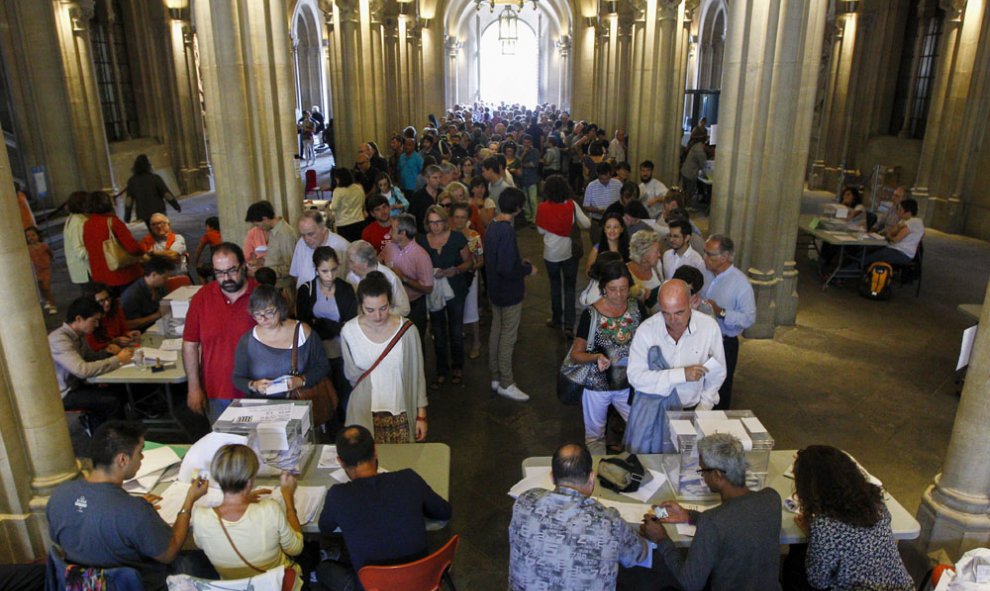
[124, 446, 182, 494]
[257, 421, 290, 451]
[507, 466, 554, 498]
[619, 469, 668, 503]
[317, 446, 339, 469]
[696, 418, 752, 451]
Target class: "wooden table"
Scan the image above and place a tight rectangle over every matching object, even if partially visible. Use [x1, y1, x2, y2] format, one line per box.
[798, 215, 888, 288]
[522, 450, 920, 547]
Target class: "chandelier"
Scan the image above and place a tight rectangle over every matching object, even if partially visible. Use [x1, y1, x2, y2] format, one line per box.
[497, 6, 519, 55]
[475, 0, 537, 13]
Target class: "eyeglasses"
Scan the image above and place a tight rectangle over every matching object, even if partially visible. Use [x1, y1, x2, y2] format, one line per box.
[95, 297, 112, 304]
[252, 307, 278, 320]
[702, 251, 723, 258]
[428, 219, 446, 225]
[696, 467, 721, 475]
[151, 221, 169, 227]
[215, 265, 242, 279]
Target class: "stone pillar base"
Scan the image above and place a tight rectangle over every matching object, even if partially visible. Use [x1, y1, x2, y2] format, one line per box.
[916, 484, 990, 561]
[179, 166, 213, 194]
[775, 261, 799, 326]
[745, 267, 777, 340]
[808, 161, 826, 190]
[946, 197, 966, 234]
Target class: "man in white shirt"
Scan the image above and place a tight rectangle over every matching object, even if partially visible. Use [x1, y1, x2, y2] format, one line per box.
[624, 280, 726, 454]
[662, 219, 709, 287]
[345, 240, 411, 317]
[289, 210, 350, 288]
[638, 160, 669, 219]
[608, 129, 627, 163]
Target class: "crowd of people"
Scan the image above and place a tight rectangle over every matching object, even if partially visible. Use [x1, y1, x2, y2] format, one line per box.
[34, 103, 914, 591]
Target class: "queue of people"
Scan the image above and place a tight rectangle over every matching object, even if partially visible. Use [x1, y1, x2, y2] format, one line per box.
[34, 104, 916, 591]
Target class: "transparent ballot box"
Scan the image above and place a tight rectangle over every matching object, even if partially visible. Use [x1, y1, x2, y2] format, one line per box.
[212, 399, 315, 476]
[664, 410, 774, 500]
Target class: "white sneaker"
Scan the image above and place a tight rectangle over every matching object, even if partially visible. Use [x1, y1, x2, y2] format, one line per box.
[497, 383, 530, 402]
[490, 380, 500, 391]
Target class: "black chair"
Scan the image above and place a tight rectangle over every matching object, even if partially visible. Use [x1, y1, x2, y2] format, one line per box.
[865, 211, 878, 232]
[893, 240, 923, 297]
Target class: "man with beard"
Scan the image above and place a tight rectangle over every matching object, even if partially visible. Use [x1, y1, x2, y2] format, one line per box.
[638, 160, 669, 219]
[182, 243, 258, 422]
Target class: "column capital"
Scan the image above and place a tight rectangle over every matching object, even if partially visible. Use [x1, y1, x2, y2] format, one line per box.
[445, 35, 462, 57]
[335, 0, 360, 24]
[369, 0, 385, 24]
[182, 24, 194, 47]
[683, 0, 700, 20]
[940, 0, 967, 21]
[318, 0, 334, 20]
[555, 35, 572, 57]
[63, 0, 95, 32]
[658, 0, 681, 21]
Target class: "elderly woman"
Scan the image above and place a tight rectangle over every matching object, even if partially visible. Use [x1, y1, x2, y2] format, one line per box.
[82, 190, 146, 291]
[341, 272, 428, 443]
[345, 240, 411, 317]
[790, 445, 914, 591]
[627, 230, 663, 315]
[330, 167, 367, 242]
[438, 181, 469, 206]
[418, 205, 472, 386]
[192, 444, 303, 586]
[84, 283, 142, 352]
[568, 261, 646, 454]
[537, 175, 591, 336]
[232, 285, 330, 399]
[297, 246, 357, 415]
[585, 212, 630, 277]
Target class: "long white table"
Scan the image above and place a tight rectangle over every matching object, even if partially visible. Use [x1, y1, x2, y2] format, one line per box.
[798, 215, 888, 289]
[90, 333, 190, 438]
[522, 450, 920, 547]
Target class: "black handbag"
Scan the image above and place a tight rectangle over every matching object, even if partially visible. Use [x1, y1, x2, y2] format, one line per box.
[556, 307, 598, 405]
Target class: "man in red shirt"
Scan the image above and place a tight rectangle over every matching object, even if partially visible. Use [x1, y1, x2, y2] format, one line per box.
[360, 195, 392, 254]
[182, 243, 257, 421]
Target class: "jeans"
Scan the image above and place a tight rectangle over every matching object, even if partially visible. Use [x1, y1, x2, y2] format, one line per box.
[864, 247, 913, 267]
[489, 302, 523, 388]
[523, 183, 539, 223]
[315, 561, 358, 591]
[429, 294, 466, 377]
[408, 296, 429, 343]
[545, 257, 579, 329]
[62, 386, 125, 431]
[716, 335, 739, 410]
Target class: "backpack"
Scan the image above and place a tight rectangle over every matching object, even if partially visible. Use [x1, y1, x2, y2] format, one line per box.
[860, 262, 894, 300]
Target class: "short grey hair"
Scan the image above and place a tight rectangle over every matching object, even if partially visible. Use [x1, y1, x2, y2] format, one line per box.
[708, 234, 735, 261]
[629, 230, 661, 263]
[425, 164, 443, 177]
[394, 214, 417, 238]
[698, 433, 748, 487]
[347, 240, 379, 268]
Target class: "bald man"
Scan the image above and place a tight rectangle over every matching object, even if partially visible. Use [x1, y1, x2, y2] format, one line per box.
[624, 280, 726, 454]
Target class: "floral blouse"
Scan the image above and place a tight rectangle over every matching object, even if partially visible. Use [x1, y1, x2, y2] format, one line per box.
[575, 298, 646, 391]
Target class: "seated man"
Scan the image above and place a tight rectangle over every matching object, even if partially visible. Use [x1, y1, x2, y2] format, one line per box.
[638, 433, 782, 591]
[49, 298, 133, 433]
[317, 425, 451, 589]
[141, 213, 188, 274]
[509, 443, 648, 591]
[121, 256, 174, 331]
[345, 240, 410, 316]
[46, 421, 209, 591]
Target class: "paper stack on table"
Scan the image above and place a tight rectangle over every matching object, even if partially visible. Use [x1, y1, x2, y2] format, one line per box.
[317, 446, 339, 469]
[508, 466, 554, 498]
[124, 446, 182, 494]
[619, 469, 667, 503]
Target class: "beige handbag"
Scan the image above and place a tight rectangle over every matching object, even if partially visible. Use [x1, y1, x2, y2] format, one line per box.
[102, 218, 140, 271]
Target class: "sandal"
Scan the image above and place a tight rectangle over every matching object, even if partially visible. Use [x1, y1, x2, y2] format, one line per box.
[451, 371, 463, 385]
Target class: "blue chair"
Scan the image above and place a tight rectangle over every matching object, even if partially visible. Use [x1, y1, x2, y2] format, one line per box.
[45, 546, 143, 591]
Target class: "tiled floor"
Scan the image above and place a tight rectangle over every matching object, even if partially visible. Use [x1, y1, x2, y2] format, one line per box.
[46, 186, 990, 589]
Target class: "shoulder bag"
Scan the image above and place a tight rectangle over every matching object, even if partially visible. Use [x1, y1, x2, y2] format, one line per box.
[353, 320, 413, 390]
[569, 201, 585, 261]
[289, 321, 338, 425]
[556, 307, 599, 405]
[213, 508, 266, 574]
[102, 217, 140, 271]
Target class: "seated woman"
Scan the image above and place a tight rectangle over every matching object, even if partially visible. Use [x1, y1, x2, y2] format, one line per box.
[627, 230, 663, 315]
[837, 186, 867, 231]
[568, 261, 646, 455]
[84, 283, 142, 352]
[341, 271, 428, 443]
[192, 444, 303, 586]
[585, 212, 630, 277]
[791, 445, 914, 591]
[296, 246, 357, 415]
[232, 285, 330, 399]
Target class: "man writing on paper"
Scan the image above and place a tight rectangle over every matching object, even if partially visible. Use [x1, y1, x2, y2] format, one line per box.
[316, 425, 451, 590]
[624, 280, 726, 454]
[638, 433, 782, 591]
[47, 421, 209, 591]
[509, 442, 648, 591]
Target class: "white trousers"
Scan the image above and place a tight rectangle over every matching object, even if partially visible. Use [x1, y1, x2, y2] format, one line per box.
[582, 387, 631, 445]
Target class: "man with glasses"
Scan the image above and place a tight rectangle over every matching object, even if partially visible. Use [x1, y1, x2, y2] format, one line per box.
[141, 213, 188, 274]
[634, 433, 782, 591]
[625, 280, 725, 454]
[182, 243, 258, 421]
[701, 235, 755, 410]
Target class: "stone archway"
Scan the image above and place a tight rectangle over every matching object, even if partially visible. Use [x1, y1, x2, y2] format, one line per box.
[443, 0, 573, 109]
[698, 0, 726, 90]
[292, 0, 329, 117]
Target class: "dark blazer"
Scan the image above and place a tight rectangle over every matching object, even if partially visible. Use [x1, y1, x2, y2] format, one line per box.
[296, 277, 357, 342]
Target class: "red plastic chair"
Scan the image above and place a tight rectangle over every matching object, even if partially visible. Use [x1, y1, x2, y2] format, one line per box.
[305, 169, 325, 199]
[931, 563, 954, 586]
[358, 535, 459, 591]
[165, 274, 192, 294]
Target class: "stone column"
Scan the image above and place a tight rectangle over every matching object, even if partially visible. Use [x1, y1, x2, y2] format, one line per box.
[916, 280, 990, 558]
[911, 0, 984, 230]
[369, 0, 388, 145]
[445, 35, 462, 109]
[194, 0, 302, 237]
[0, 139, 79, 559]
[382, 15, 402, 137]
[709, 0, 827, 337]
[165, 15, 212, 193]
[555, 36, 572, 109]
[53, 0, 116, 191]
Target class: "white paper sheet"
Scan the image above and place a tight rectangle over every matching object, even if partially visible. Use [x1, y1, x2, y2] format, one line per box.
[741, 417, 768, 434]
[958, 325, 978, 370]
[123, 467, 168, 494]
[271, 485, 327, 525]
[675, 523, 697, 537]
[508, 467, 554, 498]
[693, 410, 727, 420]
[597, 498, 652, 523]
[138, 348, 179, 363]
[256, 421, 290, 451]
[317, 446, 339, 469]
[217, 403, 293, 424]
[159, 338, 183, 351]
[177, 432, 248, 483]
[632, 541, 656, 569]
[696, 419, 753, 451]
[620, 469, 668, 503]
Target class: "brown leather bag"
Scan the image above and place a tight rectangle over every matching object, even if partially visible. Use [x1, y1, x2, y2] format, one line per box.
[288, 322, 338, 425]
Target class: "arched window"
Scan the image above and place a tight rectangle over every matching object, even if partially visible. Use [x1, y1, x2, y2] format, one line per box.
[89, 0, 140, 142]
[890, 2, 944, 138]
[479, 19, 539, 106]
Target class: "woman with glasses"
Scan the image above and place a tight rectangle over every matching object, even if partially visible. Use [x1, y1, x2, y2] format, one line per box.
[297, 247, 357, 416]
[232, 285, 330, 399]
[83, 282, 142, 352]
[418, 205, 472, 387]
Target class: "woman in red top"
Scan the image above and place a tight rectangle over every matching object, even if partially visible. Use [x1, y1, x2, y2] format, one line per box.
[84, 283, 141, 351]
[82, 191, 145, 289]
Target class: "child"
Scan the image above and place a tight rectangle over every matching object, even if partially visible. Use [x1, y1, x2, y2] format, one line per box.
[25, 226, 56, 314]
[193, 216, 222, 283]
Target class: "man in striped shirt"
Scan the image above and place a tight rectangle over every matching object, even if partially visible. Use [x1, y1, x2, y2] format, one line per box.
[583, 161, 622, 244]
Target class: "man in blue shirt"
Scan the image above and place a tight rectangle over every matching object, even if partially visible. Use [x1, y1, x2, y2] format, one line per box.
[701, 235, 756, 410]
[397, 137, 424, 194]
[317, 425, 451, 590]
[583, 162, 622, 244]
